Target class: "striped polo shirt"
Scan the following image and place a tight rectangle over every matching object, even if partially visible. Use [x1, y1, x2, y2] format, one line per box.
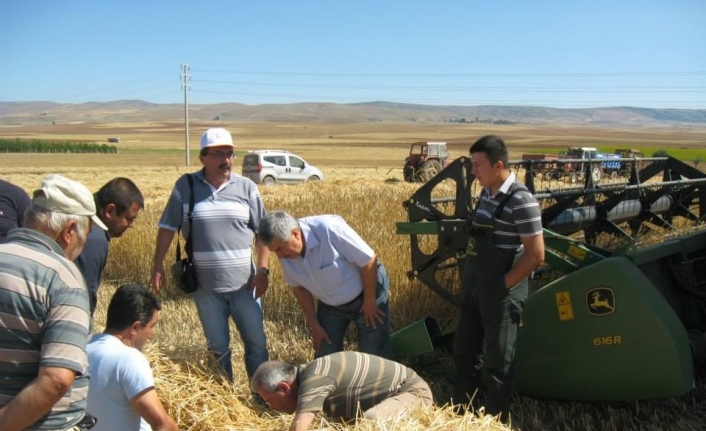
[296, 351, 423, 419]
[158, 170, 266, 293]
[475, 172, 543, 252]
[0, 228, 90, 430]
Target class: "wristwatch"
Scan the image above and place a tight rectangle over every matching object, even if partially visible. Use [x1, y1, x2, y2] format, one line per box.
[258, 267, 270, 276]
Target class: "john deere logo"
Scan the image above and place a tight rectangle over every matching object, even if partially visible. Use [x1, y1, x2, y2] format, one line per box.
[586, 288, 615, 316]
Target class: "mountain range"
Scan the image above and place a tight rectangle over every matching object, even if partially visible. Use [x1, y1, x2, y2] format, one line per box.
[1, 100, 705, 127]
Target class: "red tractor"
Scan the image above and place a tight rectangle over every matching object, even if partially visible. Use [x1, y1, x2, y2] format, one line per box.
[403, 141, 450, 183]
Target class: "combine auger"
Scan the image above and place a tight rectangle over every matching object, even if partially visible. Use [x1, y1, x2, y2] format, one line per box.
[395, 155, 706, 400]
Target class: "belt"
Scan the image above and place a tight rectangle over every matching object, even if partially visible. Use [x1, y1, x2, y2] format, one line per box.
[68, 413, 97, 430]
[339, 291, 364, 307]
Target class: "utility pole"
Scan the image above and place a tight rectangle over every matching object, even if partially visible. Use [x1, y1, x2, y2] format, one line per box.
[181, 63, 191, 165]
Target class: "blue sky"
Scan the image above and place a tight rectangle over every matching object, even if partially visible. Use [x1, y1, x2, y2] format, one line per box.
[2, 0, 704, 109]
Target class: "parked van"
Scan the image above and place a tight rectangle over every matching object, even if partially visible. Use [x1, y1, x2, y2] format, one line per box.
[241, 150, 324, 185]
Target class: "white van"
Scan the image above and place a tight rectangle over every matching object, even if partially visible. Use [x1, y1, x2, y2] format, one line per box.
[241, 150, 324, 185]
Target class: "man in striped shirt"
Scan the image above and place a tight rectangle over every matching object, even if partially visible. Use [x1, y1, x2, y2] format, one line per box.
[251, 351, 433, 431]
[453, 135, 544, 421]
[151, 127, 270, 381]
[0, 174, 107, 431]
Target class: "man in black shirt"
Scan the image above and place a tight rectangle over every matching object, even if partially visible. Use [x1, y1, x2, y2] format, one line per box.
[0, 179, 31, 242]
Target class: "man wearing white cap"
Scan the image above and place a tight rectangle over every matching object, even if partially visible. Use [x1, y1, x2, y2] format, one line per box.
[151, 127, 270, 382]
[0, 174, 107, 431]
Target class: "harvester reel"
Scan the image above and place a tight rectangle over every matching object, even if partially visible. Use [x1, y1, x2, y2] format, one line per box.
[591, 166, 603, 183]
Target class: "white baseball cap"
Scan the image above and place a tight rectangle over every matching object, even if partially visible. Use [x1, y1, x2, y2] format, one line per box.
[200, 128, 234, 149]
[32, 174, 108, 231]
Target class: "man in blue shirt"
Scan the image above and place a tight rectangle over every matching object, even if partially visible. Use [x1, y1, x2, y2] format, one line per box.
[258, 210, 391, 359]
[75, 178, 144, 316]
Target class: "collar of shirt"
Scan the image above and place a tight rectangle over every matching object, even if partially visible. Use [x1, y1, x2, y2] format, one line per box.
[484, 171, 516, 199]
[300, 222, 320, 256]
[194, 169, 233, 194]
[5, 227, 66, 256]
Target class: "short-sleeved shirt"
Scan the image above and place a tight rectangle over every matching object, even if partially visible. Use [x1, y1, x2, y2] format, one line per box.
[0, 228, 90, 430]
[476, 172, 543, 252]
[75, 225, 110, 315]
[296, 351, 423, 420]
[87, 333, 155, 431]
[279, 215, 375, 306]
[0, 179, 31, 242]
[158, 170, 265, 293]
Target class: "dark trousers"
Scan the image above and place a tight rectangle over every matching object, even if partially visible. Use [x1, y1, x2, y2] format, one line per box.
[453, 254, 527, 420]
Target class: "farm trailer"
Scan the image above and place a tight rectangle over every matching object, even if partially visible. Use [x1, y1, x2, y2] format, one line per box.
[394, 155, 706, 401]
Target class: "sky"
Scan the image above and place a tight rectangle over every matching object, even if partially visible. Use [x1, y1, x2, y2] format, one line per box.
[1, 0, 704, 109]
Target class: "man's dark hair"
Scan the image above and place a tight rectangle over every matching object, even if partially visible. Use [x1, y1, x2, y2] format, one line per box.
[105, 283, 161, 331]
[199, 147, 210, 157]
[470, 135, 509, 167]
[95, 177, 144, 214]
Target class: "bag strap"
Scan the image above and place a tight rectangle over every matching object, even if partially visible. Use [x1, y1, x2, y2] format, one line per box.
[176, 174, 195, 262]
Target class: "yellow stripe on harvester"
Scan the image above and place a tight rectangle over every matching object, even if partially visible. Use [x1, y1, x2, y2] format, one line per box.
[555, 291, 574, 321]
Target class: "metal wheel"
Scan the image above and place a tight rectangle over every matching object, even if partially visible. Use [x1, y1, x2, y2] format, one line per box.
[262, 176, 276, 186]
[419, 160, 442, 182]
[308, 175, 320, 181]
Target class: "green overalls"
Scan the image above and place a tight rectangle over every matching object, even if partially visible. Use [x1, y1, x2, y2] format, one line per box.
[453, 185, 529, 420]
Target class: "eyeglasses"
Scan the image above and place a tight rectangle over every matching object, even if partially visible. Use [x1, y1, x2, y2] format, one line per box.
[207, 151, 235, 159]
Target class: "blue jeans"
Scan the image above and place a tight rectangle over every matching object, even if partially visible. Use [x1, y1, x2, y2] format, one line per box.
[192, 286, 269, 380]
[316, 262, 392, 359]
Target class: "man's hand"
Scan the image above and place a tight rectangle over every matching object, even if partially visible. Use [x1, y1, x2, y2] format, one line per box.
[360, 297, 385, 329]
[250, 271, 269, 299]
[150, 262, 166, 295]
[311, 323, 332, 355]
[289, 411, 316, 431]
[151, 228, 177, 295]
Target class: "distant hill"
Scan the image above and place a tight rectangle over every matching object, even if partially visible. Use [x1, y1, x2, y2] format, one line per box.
[1, 100, 705, 127]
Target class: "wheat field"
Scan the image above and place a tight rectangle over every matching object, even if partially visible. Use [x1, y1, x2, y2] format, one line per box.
[2, 121, 706, 431]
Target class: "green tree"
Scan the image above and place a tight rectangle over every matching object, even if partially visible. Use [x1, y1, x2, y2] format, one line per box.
[652, 149, 669, 157]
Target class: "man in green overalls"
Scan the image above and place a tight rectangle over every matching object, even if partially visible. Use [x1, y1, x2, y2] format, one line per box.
[453, 135, 545, 422]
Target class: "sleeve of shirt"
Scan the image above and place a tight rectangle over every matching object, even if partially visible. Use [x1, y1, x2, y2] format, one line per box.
[118, 349, 156, 400]
[74, 229, 109, 314]
[511, 191, 544, 237]
[297, 374, 337, 414]
[247, 180, 266, 233]
[41, 276, 90, 375]
[325, 217, 375, 267]
[157, 176, 186, 231]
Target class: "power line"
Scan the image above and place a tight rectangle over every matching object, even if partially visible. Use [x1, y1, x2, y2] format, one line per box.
[192, 79, 706, 93]
[191, 69, 706, 78]
[51, 70, 177, 103]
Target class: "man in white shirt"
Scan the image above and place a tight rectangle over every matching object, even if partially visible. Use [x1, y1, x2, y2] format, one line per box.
[86, 284, 178, 431]
[258, 211, 391, 359]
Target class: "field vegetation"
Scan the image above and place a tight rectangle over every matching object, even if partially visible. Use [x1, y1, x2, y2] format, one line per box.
[1, 121, 705, 430]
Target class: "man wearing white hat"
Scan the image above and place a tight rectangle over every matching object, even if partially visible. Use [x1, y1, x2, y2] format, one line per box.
[150, 127, 270, 382]
[0, 174, 107, 431]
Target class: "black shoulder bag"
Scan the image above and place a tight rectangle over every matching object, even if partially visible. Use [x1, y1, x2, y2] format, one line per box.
[172, 174, 198, 293]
